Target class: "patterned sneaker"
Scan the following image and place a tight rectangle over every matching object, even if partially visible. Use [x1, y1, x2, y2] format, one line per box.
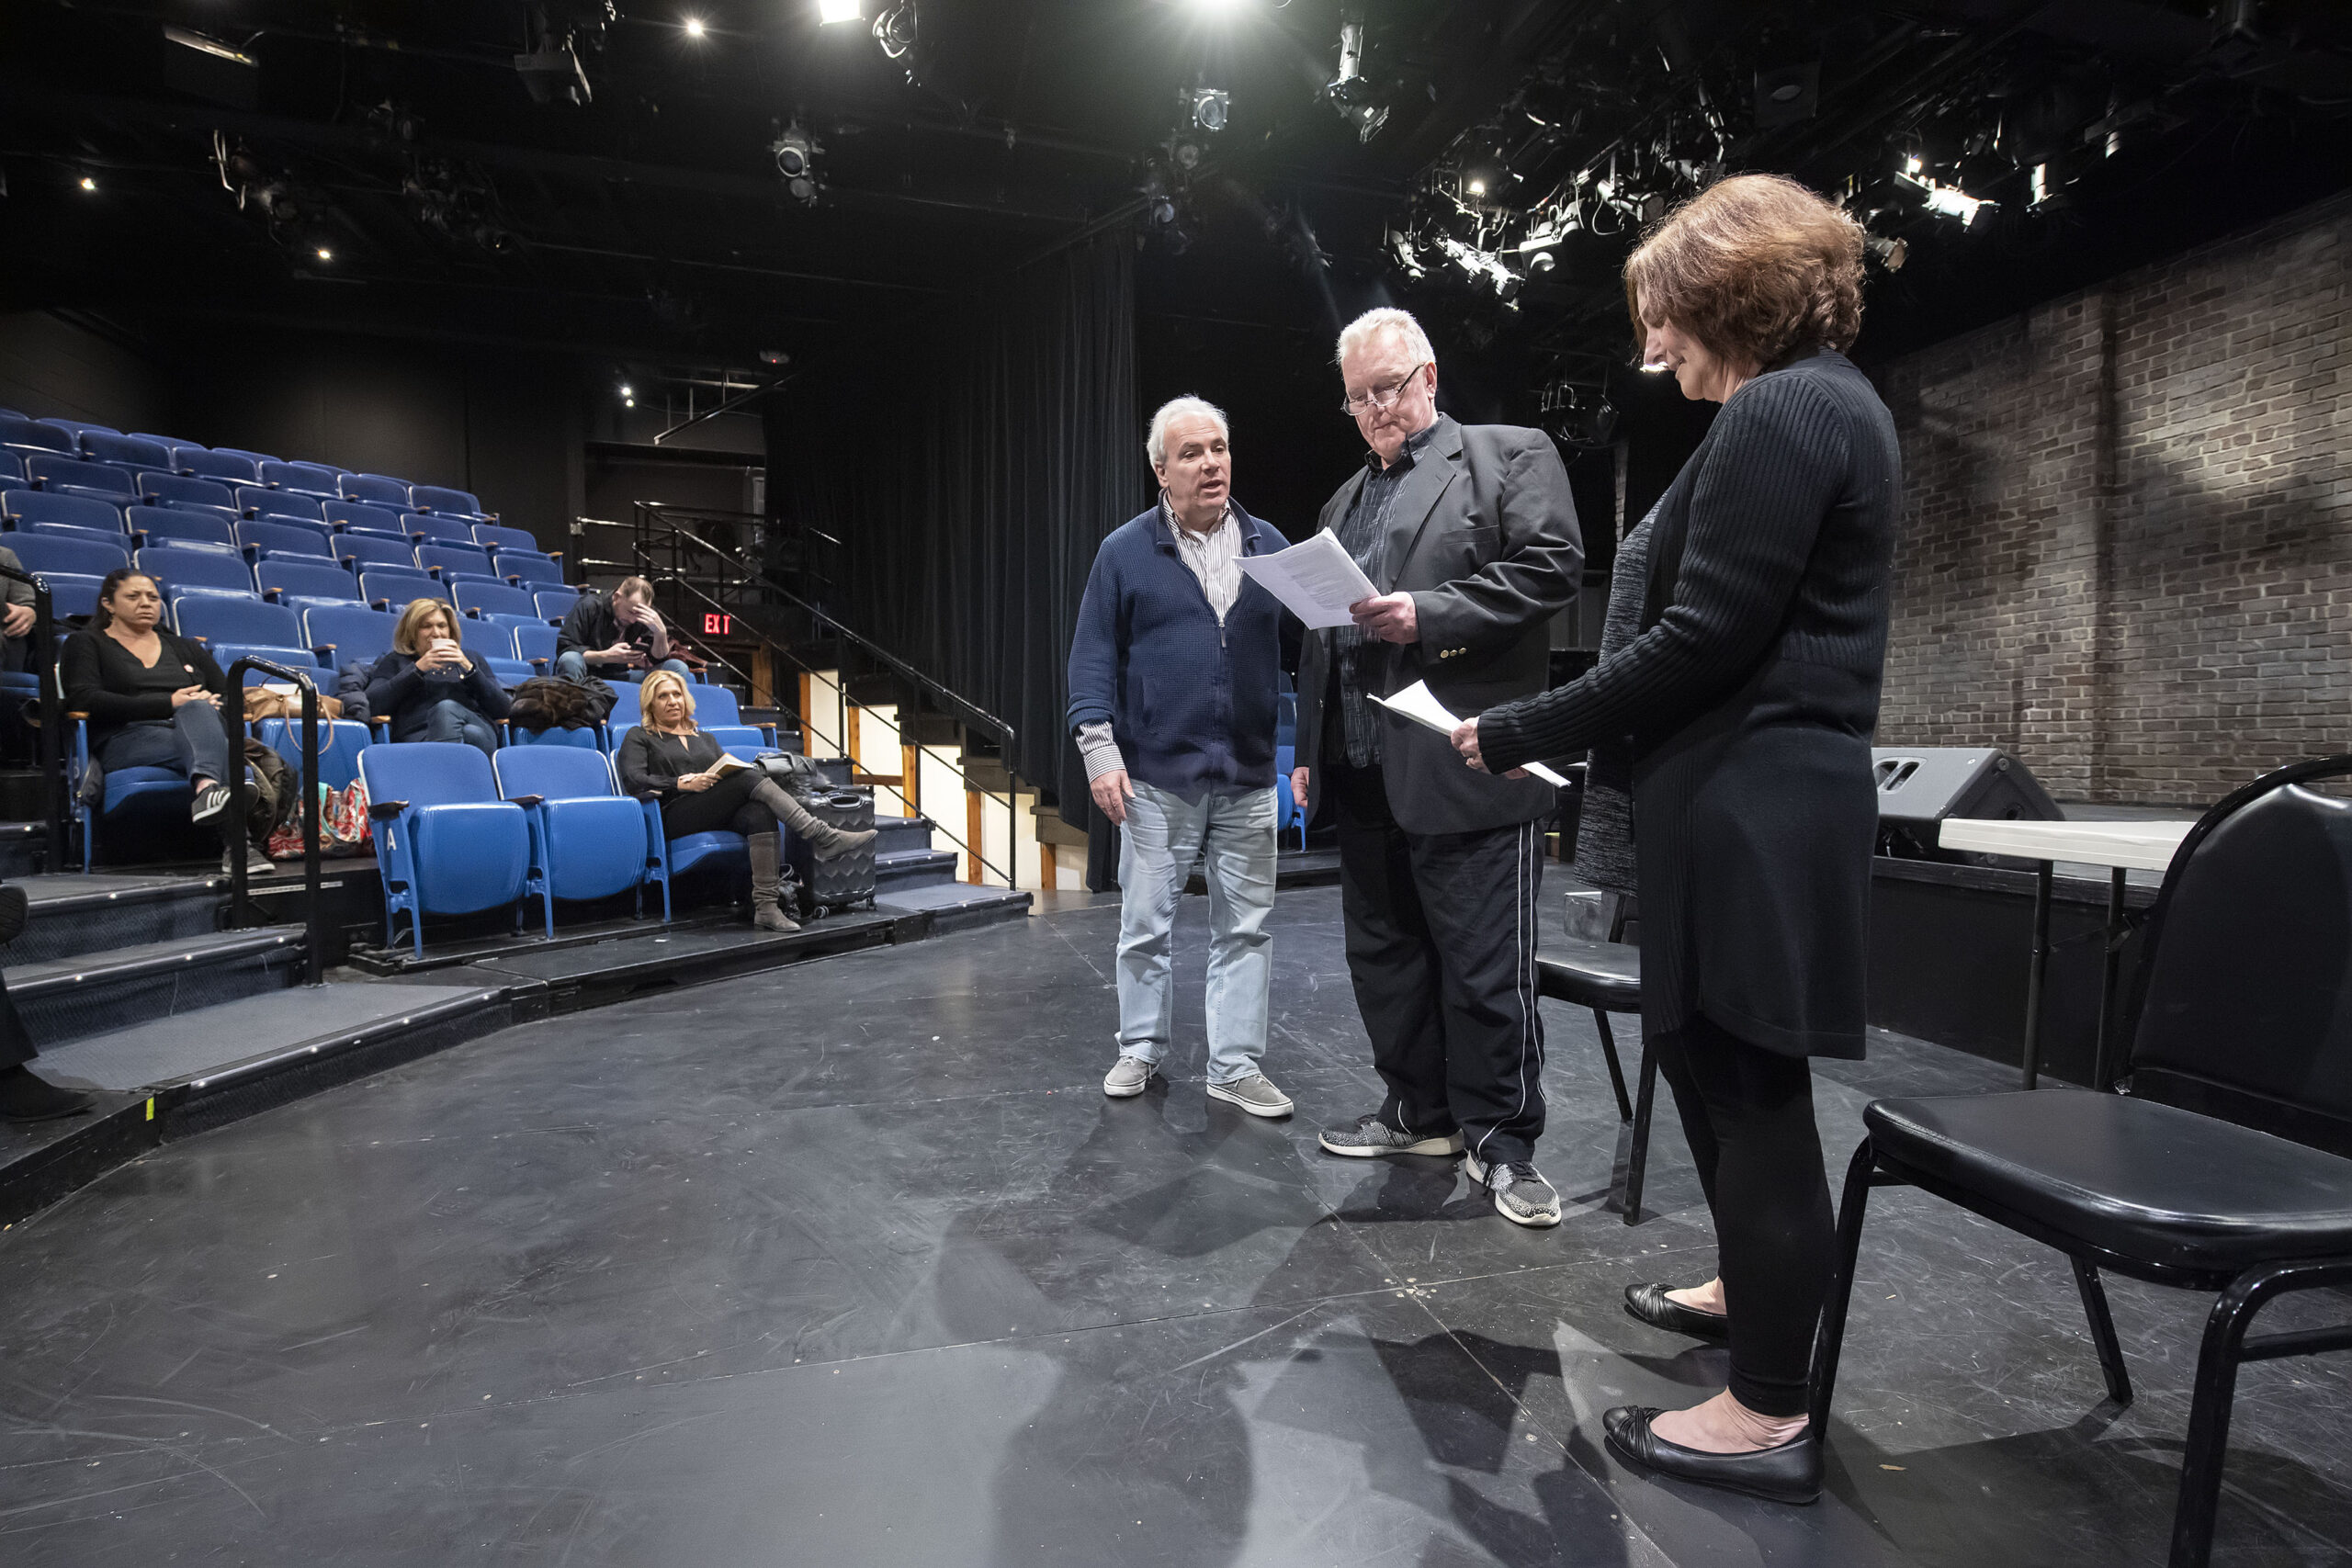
[1205, 1074, 1294, 1118]
[1102, 1055, 1156, 1098]
[1317, 1113, 1464, 1159]
[1462, 1153, 1563, 1228]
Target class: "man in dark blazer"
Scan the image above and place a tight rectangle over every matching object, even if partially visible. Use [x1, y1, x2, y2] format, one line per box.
[1294, 307, 1582, 1226]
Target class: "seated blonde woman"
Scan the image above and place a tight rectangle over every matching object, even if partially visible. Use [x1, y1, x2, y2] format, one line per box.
[615, 669, 875, 932]
[365, 598, 511, 759]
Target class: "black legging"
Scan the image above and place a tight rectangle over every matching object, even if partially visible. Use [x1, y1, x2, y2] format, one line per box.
[657, 771, 812, 841]
[1650, 1012, 1836, 1417]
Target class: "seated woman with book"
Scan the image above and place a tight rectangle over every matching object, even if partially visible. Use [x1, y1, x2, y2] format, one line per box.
[615, 669, 875, 932]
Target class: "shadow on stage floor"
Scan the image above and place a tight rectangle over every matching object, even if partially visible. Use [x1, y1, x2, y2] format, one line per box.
[0, 886, 2346, 1565]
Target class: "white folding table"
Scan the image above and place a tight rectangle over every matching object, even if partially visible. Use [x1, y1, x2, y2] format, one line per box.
[1935, 818, 2198, 1090]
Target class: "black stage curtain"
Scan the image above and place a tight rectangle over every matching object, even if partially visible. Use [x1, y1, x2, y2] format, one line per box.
[768, 236, 1145, 869]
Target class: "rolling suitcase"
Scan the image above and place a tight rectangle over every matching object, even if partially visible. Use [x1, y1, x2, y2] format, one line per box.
[786, 785, 877, 913]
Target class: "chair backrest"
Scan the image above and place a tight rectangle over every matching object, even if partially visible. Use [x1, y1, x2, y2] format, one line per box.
[82, 433, 170, 469]
[341, 473, 411, 506]
[163, 501, 242, 525]
[260, 459, 344, 497]
[175, 447, 259, 484]
[607, 682, 641, 728]
[2125, 757, 2352, 1150]
[39, 572, 104, 621]
[411, 483, 483, 516]
[494, 744, 616, 801]
[302, 604, 397, 664]
[454, 580, 539, 619]
[51, 420, 119, 438]
[257, 558, 363, 606]
[28, 455, 135, 496]
[138, 472, 234, 510]
[137, 546, 255, 598]
[514, 622, 559, 662]
[418, 543, 492, 578]
[0, 454, 20, 485]
[243, 489, 327, 523]
[706, 726, 768, 759]
[474, 523, 537, 551]
[695, 685, 742, 727]
[175, 595, 301, 647]
[255, 716, 372, 791]
[325, 501, 402, 535]
[360, 570, 443, 609]
[4, 489, 124, 533]
[129, 432, 194, 449]
[493, 550, 564, 586]
[127, 505, 237, 551]
[532, 588, 581, 621]
[360, 741, 501, 809]
[480, 615, 548, 653]
[210, 446, 278, 466]
[338, 533, 414, 570]
[213, 643, 328, 684]
[236, 519, 334, 559]
[9, 534, 131, 577]
[408, 513, 477, 545]
[0, 417, 76, 454]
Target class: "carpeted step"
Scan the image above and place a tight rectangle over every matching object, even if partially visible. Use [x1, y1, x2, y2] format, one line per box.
[875, 880, 1031, 934]
[8, 928, 305, 1050]
[10, 870, 228, 964]
[876, 847, 957, 892]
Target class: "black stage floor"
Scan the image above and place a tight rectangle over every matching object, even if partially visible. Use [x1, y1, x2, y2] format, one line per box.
[1, 887, 2346, 1566]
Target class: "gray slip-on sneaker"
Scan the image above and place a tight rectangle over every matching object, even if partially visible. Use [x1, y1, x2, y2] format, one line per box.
[1462, 1153, 1564, 1227]
[1205, 1073, 1294, 1118]
[1102, 1055, 1156, 1098]
[1317, 1113, 1464, 1158]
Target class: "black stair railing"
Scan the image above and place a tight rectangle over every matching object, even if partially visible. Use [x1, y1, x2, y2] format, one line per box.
[223, 656, 325, 987]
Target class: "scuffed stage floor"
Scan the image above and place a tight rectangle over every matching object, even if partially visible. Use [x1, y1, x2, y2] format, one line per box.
[1, 886, 2346, 1565]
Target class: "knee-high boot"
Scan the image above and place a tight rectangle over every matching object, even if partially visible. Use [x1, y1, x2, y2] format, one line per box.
[746, 832, 799, 932]
[751, 778, 876, 861]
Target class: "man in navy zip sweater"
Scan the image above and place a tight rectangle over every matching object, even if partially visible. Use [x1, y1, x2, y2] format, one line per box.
[1067, 397, 1295, 1117]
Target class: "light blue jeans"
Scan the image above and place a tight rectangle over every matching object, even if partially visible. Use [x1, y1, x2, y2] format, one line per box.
[1115, 781, 1278, 1084]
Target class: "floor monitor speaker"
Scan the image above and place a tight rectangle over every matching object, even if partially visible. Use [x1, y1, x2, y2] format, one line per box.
[1871, 747, 2062, 861]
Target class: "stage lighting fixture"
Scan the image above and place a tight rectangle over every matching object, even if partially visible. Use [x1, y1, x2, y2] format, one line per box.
[164, 24, 260, 110]
[759, 349, 791, 367]
[683, 16, 706, 38]
[314, 246, 332, 261]
[819, 0, 860, 23]
[1191, 88, 1229, 134]
[1527, 250, 1556, 274]
[514, 33, 593, 106]
[1326, 8, 1388, 143]
[1867, 235, 1908, 271]
[78, 176, 96, 192]
[772, 124, 821, 206]
[1466, 178, 1487, 198]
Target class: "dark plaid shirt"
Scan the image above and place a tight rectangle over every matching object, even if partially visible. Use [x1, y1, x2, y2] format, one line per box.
[1332, 421, 1439, 768]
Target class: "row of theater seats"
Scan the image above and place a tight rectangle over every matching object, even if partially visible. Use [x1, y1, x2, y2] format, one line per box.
[0, 411, 495, 519]
[363, 740, 786, 953]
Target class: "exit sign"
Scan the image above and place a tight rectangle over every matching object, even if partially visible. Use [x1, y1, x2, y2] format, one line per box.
[703, 613, 733, 635]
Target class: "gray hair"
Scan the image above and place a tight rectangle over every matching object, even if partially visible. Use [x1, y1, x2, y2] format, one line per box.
[1146, 395, 1229, 469]
[1335, 306, 1436, 368]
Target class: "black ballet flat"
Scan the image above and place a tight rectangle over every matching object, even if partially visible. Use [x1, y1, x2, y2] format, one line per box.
[1601, 1404, 1822, 1505]
[1623, 1281, 1731, 1343]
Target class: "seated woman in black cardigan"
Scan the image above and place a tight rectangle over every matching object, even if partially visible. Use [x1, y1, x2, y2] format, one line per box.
[365, 598, 511, 758]
[60, 568, 268, 874]
[616, 670, 875, 933]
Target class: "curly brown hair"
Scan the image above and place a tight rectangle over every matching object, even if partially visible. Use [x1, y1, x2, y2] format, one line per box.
[1623, 174, 1866, 369]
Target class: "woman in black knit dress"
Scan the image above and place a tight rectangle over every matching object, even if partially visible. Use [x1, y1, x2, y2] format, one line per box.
[1457, 174, 1900, 1504]
[616, 669, 875, 932]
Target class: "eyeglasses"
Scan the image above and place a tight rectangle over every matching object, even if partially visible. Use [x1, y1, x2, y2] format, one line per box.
[1340, 362, 1429, 416]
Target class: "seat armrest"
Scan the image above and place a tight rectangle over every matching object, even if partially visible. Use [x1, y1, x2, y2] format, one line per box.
[507, 793, 544, 809]
[368, 798, 410, 820]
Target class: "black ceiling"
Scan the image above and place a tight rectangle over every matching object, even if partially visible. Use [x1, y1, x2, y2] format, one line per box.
[4, 1, 2348, 401]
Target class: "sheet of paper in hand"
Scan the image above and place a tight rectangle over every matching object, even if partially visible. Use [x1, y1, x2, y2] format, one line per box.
[1374, 680, 1575, 788]
[1236, 529, 1381, 629]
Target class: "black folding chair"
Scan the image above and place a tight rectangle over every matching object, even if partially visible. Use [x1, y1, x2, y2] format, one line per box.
[1536, 899, 1657, 1224]
[1810, 756, 2352, 1568]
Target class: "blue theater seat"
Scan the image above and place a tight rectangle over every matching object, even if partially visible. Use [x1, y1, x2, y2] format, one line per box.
[359, 570, 443, 612]
[10, 534, 131, 579]
[50, 421, 119, 439]
[162, 502, 242, 527]
[39, 573, 104, 622]
[494, 745, 662, 926]
[532, 588, 583, 622]
[128, 433, 196, 450]
[417, 542, 495, 582]
[258, 558, 365, 615]
[138, 472, 235, 510]
[512, 622, 559, 668]
[260, 459, 345, 498]
[28, 455, 137, 500]
[82, 433, 171, 469]
[126, 505, 238, 553]
[411, 483, 487, 518]
[4, 489, 126, 536]
[67, 710, 189, 871]
[492, 549, 563, 587]
[212, 643, 329, 686]
[137, 546, 256, 602]
[455, 581, 540, 621]
[209, 446, 278, 468]
[340, 473, 412, 507]
[473, 523, 539, 553]
[0, 455, 21, 486]
[705, 726, 771, 760]
[407, 513, 477, 546]
[303, 604, 398, 666]
[173, 447, 260, 485]
[237, 486, 325, 523]
[236, 519, 334, 562]
[338, 533, 416, 572]
[606, 681, 642, 737]
[254, 716, 372, 791]
[23, 521, 130, 552]
[176, 595, 301, 649]
[0, 417, 76, 456]
[359, 743, 543, 954]
[325, 501, 405, 537]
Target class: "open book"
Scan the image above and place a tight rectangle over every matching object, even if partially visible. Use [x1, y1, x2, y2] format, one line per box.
[1373, 681, 1575, 788]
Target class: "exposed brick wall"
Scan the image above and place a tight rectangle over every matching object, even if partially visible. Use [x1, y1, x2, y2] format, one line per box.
[1875, 193, 2351, 805]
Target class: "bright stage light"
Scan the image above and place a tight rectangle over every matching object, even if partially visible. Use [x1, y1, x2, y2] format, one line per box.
[1466, 178, 1486, 197]
[818, 0, 860, 23]
[79, 176, 96, 191]
[684, 16, 707, 38]
[314, 247, 333, 261]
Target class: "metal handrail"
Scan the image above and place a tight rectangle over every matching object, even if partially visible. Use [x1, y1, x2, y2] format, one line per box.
[0, 565, 67, 871]
[223, 657, 325, 987]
